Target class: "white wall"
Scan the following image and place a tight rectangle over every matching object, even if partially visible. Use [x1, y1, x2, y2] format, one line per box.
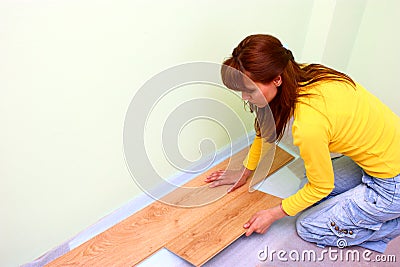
[1, 0, 398, 266]
[347, 0, 400, 115]
[0, 0, 314, 266]
[302, 0, 400, 116]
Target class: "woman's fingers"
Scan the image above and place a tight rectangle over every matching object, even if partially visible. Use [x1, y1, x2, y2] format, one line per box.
[208, 180, 223, 188]
[205, 169, 244, 188]
[244, 214, 257, 228]
[244, 209, 275, 236]
[243, 214, 258, 237]
[208, 174, 233, 187]
[204, 170, 225, 182]
[205, 170, 224, 178]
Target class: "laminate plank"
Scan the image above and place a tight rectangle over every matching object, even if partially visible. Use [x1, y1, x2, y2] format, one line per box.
[165, 191, 282, 266]
[46, 148, 249, 266]
[162, 146, 293, 206]
[46, 146, 293, 266]
[164, 147, 293, 266]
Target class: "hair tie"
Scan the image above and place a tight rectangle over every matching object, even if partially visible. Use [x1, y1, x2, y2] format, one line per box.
[232, 47, 240, 57]
[285, 48, 294, 61]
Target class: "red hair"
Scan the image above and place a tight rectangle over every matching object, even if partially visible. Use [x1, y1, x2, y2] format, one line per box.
[221, 34, 354, 141]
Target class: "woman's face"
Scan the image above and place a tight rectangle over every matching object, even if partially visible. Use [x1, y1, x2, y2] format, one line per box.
[241, 76, 281, 108]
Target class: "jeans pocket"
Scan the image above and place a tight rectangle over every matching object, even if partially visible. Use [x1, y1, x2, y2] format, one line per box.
[328, 199, 383, 240]
[364, 185, 394, 211]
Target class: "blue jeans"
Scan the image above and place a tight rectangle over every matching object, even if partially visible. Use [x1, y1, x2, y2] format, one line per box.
[296, 156, 400, 253]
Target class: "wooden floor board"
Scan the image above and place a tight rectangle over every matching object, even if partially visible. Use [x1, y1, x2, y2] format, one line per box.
[165, 190, 282, 266]
[46, 146, 294, 267]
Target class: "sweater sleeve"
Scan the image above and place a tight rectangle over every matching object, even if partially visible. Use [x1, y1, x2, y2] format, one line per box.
[243, 135, 273, 170]
[281, 117, 335, 216]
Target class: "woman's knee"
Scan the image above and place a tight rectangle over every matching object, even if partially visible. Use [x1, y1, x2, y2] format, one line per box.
[295, 212, 313, 241]
[294, 201, 342, 243]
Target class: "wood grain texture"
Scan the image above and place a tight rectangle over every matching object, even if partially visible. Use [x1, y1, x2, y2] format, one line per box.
[165, 191, 282, 266]
[46, 146, 294, 267]
[165, 146, 292, 266]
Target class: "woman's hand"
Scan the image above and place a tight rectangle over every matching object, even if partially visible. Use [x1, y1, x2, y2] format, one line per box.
[204, 166, 253, 193]
[243, 204, 287, 236]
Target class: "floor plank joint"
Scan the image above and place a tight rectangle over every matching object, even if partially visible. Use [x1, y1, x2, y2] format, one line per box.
[47, 146, 294, 266]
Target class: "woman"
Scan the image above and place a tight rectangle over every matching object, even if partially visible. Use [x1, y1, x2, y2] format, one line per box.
[204, 34, 400, 252]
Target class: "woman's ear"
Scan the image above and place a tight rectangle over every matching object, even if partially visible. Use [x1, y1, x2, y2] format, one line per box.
[273, 75, 282, 87]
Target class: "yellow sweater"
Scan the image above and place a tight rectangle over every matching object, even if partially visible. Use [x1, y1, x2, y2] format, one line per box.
[244, 80, 400, 216]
